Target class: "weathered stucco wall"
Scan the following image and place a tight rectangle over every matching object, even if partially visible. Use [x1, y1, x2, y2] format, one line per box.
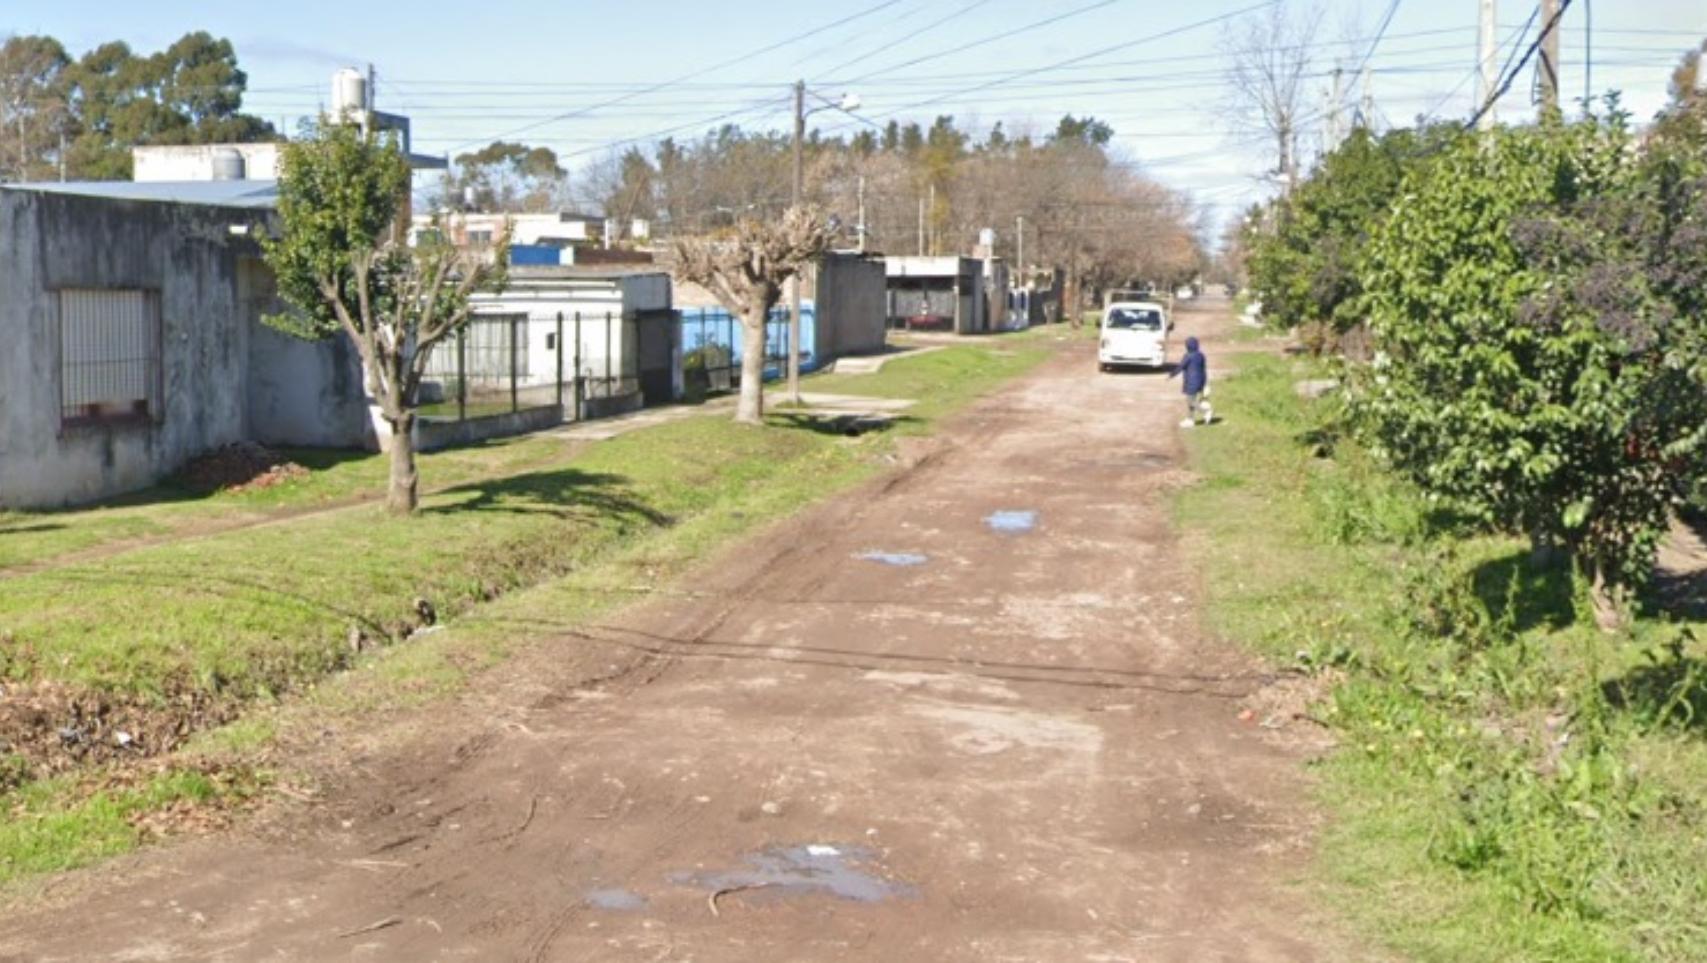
[814, 253, 887, 360]
[239, 257, 373, 450]
[0, 191, 369, 508]
[0, 190, 255, 508]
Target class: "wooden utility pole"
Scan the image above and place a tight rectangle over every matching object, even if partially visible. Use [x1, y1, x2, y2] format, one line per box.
[788, 79, 806, 405]
[1477, 0, 1498, 130]
[1538, 0, 1562, 115]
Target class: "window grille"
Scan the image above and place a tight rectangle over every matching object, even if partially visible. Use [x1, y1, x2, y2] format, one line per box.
[59, 288, 161, 426]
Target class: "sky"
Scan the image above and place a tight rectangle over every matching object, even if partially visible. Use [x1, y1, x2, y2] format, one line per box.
[9, 0, 1707, 232]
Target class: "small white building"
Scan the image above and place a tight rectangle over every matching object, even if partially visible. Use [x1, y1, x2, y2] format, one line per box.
[133, 143, 284, 182]
[412, 212, 605, 249]
[445, 268, 678, 417]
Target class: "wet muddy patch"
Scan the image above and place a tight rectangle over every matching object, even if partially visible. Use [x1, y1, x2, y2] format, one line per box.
[856, 551, 928, 567]
[984, 510, 1037, 534]
[670, 844, 916, 905]
[584, 888, 647, 911]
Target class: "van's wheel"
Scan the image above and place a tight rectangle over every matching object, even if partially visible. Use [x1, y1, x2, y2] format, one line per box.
[1098, 363, 1110, 373]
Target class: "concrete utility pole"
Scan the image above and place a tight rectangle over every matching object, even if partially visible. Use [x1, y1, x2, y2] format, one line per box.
[1477, 0, 1498, 130]
[917, 195, 925, 255]
[856, 175, 867, 254]
[788, 79, 806, 406]
[1359, 65, 1374, 129]
[927, 183, 937, 255]
[1538, 0, 1562, 115]
[1325, 67, 1345, 151]
[1015, 215, 1025, 275]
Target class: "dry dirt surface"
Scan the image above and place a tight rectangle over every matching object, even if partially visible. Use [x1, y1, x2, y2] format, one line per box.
[0, 299, 1366, 962]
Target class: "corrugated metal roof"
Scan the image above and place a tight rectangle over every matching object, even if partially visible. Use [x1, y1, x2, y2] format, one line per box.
[1, 179, 279, 210]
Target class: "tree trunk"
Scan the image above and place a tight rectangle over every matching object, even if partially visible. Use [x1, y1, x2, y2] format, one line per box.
[735, 311, 766, 425]
[1587, 559, 1626, 633]
[387, 411, 419, 515]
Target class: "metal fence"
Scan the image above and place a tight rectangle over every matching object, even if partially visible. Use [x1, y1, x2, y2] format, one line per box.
[418, 311, 641, 424]
[678, 306, 799, 397]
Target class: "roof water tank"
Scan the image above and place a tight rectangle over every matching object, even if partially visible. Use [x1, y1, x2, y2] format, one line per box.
[210, 148, 246, 181]
[332, 68, 368, 122]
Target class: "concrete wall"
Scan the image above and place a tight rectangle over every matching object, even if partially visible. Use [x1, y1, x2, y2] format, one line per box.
[813, 253, 887, 360]
[0, 189, 259, 508]
[239, 256, 373, 450]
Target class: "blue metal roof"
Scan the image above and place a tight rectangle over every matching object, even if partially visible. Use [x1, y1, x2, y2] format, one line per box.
[1, 179, 279, 210]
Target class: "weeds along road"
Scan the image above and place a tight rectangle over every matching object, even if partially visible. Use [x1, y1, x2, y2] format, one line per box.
[1, 298, 1362, 962]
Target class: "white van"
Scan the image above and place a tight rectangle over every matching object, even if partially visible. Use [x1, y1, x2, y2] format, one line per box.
[1098, 301, 1169, 371]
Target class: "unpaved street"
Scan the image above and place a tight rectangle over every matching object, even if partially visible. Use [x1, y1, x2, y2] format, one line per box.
[2, 301, 1355, 961]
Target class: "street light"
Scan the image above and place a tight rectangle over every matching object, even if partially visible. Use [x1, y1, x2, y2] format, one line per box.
[787, 83, 862, 406]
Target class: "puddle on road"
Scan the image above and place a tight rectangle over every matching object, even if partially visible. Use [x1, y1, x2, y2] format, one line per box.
[670, 844, 916, 904]
[584, 888, 647, 911]
[856, 551, 929, 567]
[984, 510, 1038, 534]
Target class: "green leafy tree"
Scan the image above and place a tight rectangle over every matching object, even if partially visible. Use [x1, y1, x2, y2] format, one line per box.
[0, 35, 71, 182]
[264, 123, 510, 515]
[1244, 123, 1462, 347]
[1351, 114, 1707, 628]
[441, 140, 568, 212]
[62, 32, 274, 179]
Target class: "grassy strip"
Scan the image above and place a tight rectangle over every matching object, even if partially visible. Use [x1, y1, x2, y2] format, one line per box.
[0, 338, 1049, 884]
[1176, 352, 1707, 962]
[0, 768, 262, 884]
[0, 435, 578, 572]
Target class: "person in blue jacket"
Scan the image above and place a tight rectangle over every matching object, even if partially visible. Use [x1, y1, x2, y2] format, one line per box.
[1170, 336, 1210, 426]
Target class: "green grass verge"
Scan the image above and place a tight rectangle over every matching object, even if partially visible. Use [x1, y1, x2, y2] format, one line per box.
[1175, 352, 1707, 963]
[0, 768, 261, 886]
[0, 337, 1050, 885]
[0, 436, 577, 573]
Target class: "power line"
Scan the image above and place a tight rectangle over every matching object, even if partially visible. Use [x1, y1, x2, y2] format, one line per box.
[839, 0, 1133, 85]
[1349, 0, 1402, 79]
[833, 1, 1277, 129]
[444, 0, 904, 153]
[816, 0, 1002, 82]
[1466, 0, 1575, 129]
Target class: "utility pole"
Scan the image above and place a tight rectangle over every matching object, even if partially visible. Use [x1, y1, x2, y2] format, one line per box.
[1015, 215, 1025, 276]
[917, 195, 925, 255]
[927, 183, 936, 255]
[1477, 0, 1498, 131]
[1538, 0, 1562, 116]
[856, 175, 867, 254]
[1325, 67, 1345, 152]
[1359, 65, 1374, 130]
[788, 79, 806, 406]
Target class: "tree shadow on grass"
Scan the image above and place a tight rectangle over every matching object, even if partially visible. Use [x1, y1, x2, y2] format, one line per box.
[1602, 637, 1707, 736]
[768, 412, 917, 438]
[1470, 550, 1578, 634]
[421, 467, 673, 528]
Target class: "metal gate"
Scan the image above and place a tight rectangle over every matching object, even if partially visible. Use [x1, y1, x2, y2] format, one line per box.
[634, 309, 677, 407]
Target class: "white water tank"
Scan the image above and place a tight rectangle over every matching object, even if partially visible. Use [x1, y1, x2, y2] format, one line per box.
[332, 67, 368, 123]
[210, 148, 245, 181]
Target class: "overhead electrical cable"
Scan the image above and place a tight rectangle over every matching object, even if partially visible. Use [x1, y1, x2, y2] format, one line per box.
[445, 0, 904, 152]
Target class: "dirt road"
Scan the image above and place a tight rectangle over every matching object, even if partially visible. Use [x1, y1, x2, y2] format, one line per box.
[1, 300, 1357, 961]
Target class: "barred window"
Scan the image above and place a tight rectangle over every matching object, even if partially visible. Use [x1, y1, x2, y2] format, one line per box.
[59, 288, 161, 426]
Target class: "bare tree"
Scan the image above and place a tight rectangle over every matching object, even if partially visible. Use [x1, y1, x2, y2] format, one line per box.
[1222, 2, 1323, 192]
[670, 207, 832, 425]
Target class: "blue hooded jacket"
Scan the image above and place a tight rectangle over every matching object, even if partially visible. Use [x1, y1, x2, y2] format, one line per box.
[1175, 337, 1207, 395]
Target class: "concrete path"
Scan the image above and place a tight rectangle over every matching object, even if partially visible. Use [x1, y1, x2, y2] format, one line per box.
[0, 301, 1359, 962]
